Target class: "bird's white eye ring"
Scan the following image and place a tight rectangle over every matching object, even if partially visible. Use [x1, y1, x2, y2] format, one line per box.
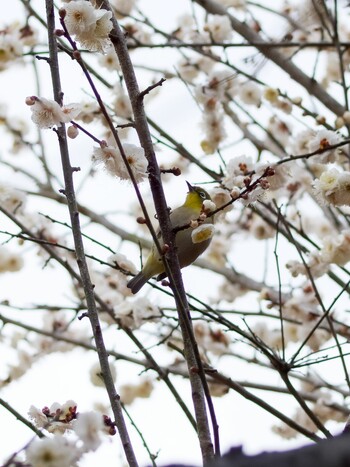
[200, 191, 206, 199]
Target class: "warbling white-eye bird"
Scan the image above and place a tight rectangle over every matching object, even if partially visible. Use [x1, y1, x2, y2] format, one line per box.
[127, 182, 214, 294]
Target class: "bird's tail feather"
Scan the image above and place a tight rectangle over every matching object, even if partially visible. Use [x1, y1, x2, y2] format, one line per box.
[127, 272, 147, 294]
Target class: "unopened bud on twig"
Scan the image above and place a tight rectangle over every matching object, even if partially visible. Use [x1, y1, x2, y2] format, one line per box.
[67, 125, 79, 139]
[58, 8, 66, 19]
[25, 96, 36, 106]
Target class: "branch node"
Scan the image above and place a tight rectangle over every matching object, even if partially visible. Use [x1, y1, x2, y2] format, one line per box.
[35, 55, 50, 63]
[78, 312, 89, 320]
[138, 78, 166, 101]
[160, 166, 181, 176]
[162, 243, 170, 254]
[116, 122, 135, 129]
[73, 50, 81, 61]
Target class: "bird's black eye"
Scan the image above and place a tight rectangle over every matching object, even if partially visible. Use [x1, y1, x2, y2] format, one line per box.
[200, 191, 206, 199]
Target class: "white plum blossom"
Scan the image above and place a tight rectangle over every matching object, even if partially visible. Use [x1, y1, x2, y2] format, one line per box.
[195, 71, 242, 154]
[111, 0, 137, 18]
[90, 361, 117, 388]
[174, 13, 210, 42]
[79, 10, 113, 53]
[200, 108, 226, 154]
[238, 81, 262, 106]
[92, 143, 147, 183]
[283, 323, 299, 345]
[114, 297, 161, 329]
[249, 215, 275, 240]
[206, 235, 230, 266]
[196, 56, 216, 74]
[282, 290, 320, 321]
[204, 15, 232, 42]
[177, 58, 201, 82]
[86, 266, 129, 314]
[209, 187, 232, 218]
[208, 382, 229, 397]
[63, 1, 97, 36]
[0, 22, 36, 67]
[28, 405, 48, 430]
[202, 199, 217, 214]
[108, 252, 137, 274]
[124, 22, 153, 45]
[113, 82, 132, 119]
[197, 70, 241, 103]
[307, 129, 342, 163]
[18, 24, 38, 47]
[210, 186, 232, 205]
[0, 247, 24, 273]
[176, 14, 195, 32]
[251, 321, 283, 350]
[3, 112, 29, 154]
[222, 155, 255, 190]
[273, 394, 347, 440]
[74, 411, 104, 452]
[27, 400, 77, 434]
[98, 45, 121, 71]
[26, 96, 62, 128]
[26, 96, 81, 129]
[116, 143, 147, 182]
[320, 230, 350, 266]
[75, 101, 101, 123]
[296, 321, 330, 352]
[0, 27, 23, 70]
[33, 311, 89, 355]
[313, 167, 350, 206]
[63, 1, 113, 53]
[256, 162, 290, 193]
[324, 51, 341, 84]
[194, 321, 230, 355]
[275, 98, 293, 114]
[286, 250, 329, 279]
[216, 280, 248, 302]
[26, 435, 79, 467]
[120, 379, 154, 405]
[290, 129, 316, 155]
[263, 87, 279, 104]
[0, 349, 33, 386]
[266, 116, 291, 148]
[191, 224, 215, 244]
[177, 56, 216, 83]
[0, 183, 26, 215]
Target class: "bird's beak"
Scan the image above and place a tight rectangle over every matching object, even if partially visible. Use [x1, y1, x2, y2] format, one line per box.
[186, 181, 195, 192]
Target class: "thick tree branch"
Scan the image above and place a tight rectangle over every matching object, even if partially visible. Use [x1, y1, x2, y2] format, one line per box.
[94, 0, 218, 461]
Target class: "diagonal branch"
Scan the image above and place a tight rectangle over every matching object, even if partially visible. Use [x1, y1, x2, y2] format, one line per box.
[95, 0, 218, 461]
